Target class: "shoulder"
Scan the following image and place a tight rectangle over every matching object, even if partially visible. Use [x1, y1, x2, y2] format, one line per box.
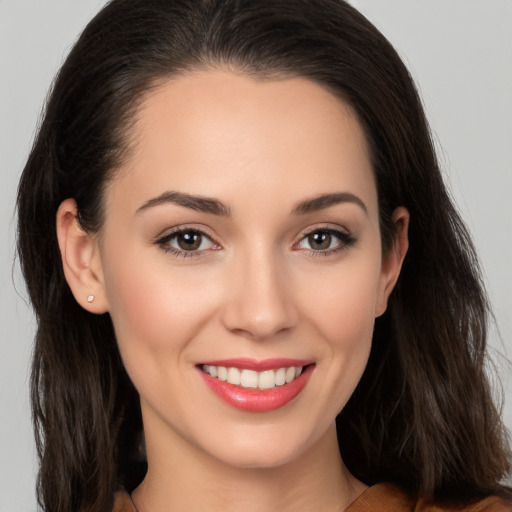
[112, 486, 512, 512]
[415, 494, 512, 512]
[113, 491, 137, 512]
[345, 483, 415, 511]
[346, 484, 512, 512]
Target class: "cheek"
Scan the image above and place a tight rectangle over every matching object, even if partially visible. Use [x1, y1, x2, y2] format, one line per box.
[299, 255, 382, 346]
[101, 246, 222, 366]
[297, 255, 381, 408]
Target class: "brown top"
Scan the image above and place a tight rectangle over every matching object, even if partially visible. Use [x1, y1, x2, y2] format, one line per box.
[345, 484, 512, 512]
[113, 484, 512, 512]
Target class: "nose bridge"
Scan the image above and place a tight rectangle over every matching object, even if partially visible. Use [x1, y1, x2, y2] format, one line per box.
[221, 240, 297, 339]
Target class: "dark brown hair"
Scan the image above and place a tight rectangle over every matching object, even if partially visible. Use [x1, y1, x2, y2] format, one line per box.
[17, 0, 511, 510]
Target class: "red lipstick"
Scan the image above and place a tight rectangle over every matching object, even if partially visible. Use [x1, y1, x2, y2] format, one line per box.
[197, 359, 314, 413]
[199, 357, 312, 371]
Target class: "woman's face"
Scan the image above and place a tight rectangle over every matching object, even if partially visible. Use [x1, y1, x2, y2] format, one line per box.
[90, 70, 405, 468]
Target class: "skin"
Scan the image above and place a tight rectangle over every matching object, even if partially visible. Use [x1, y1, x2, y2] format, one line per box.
[57, 70, 409, 512]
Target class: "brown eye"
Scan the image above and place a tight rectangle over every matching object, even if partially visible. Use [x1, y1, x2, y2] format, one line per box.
[296, 228, 356, 254]
[307, 231, 332, 250]
[176, 231, 203, 250]
[161, 229, 217, 254]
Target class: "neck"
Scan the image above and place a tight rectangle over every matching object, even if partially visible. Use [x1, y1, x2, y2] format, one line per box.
[132, 416, 366, 512]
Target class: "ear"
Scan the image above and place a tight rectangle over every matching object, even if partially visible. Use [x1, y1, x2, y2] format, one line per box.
[56, 198, 109, 313]
[375, 207, 409, 317]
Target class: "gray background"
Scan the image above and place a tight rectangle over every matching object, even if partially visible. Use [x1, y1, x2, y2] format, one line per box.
[1, 1, 510, 510]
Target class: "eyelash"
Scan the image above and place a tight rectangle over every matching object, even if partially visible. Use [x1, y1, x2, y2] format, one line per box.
[155, 226, 357, 258]
[155, 227, 219, 258]
[294, 227, 357, 256]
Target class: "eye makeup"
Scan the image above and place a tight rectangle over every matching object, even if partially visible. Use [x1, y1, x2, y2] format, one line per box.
[153, 223, 357, 260]
[155, 227, 221, 258]
[294, 227, 357, 257]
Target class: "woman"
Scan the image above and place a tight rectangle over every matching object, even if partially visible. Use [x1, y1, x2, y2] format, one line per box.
[16, 0, 512, 511]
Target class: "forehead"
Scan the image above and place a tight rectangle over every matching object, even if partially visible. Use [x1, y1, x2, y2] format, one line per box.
[105, 70, 377, 218]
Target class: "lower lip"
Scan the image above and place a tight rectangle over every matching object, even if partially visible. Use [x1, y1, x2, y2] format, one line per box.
[198, 365, 314, 412]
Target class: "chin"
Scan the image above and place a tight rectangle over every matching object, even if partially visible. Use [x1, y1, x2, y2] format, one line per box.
[201, 425, 320, 470]
[217, 446, 303, 470]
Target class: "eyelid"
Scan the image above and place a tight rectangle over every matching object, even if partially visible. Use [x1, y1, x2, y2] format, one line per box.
[154, 223, 217, 241]
[293, 224, 356, 254]
[153, 223, 356, 258]
[293, 223, 351, 242]
[154, 225, 222, 257]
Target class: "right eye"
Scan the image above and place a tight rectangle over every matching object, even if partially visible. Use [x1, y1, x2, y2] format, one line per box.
[157, 228, 220, 257]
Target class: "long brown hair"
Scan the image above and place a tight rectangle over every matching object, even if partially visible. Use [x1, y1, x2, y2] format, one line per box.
[17, 0, 511, 510]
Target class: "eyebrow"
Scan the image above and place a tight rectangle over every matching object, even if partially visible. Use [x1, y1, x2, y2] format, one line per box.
[136, 190, 367, 217]
[292, 192, 368, 215]
[136, 191, 231, 216]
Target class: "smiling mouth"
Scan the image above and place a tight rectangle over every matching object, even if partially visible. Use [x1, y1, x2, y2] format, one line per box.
[201, 365, 304, 390]
[197, 358, 315, 412]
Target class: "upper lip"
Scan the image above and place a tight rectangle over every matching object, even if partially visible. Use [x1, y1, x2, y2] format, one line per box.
[197, 357, 314, 371]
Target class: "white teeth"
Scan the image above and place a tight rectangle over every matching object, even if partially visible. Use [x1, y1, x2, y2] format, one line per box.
[258, 370, 275, 390]
[202, 365, 304, 389]
[275, 368, 286, 386]
[217, 366, 228, 381]
[285, 367, 296, 383]
[227, 367, 241, 386]
[240, 369, 258, 388]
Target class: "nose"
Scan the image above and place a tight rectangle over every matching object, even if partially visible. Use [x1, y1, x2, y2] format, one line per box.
[221, 247, 298, 340]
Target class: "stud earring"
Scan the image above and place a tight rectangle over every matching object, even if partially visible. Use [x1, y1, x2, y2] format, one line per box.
[87, 295, 95, 303]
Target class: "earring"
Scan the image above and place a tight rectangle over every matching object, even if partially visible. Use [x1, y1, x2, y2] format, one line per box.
[87, 295, 95, 303]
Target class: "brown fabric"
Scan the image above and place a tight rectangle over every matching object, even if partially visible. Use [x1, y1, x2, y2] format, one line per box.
[413, 494, 512, 512]
[345, 483, 415, 511]
[346, 484, 512, 512]
[113, 484, 512, 512]
[113, 491, 137, 512]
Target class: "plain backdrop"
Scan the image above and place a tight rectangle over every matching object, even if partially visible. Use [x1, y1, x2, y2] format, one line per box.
[1, 1, 511, 510]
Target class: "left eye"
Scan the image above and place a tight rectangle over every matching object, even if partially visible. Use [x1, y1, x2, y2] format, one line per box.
[165, 230, 215, 252]
[296, 229, 351, 252]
